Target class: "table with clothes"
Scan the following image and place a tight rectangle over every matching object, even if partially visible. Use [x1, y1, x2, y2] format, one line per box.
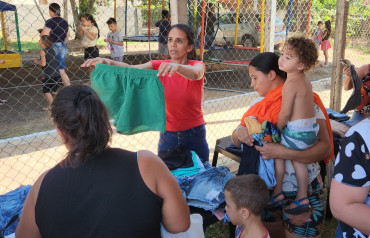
[159, 144, 235, 230]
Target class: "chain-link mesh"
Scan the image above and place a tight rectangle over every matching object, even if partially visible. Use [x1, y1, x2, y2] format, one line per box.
[0, 0, 369, 197]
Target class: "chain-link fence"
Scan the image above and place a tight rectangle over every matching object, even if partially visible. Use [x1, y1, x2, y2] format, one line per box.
[1, 0, 369, 195]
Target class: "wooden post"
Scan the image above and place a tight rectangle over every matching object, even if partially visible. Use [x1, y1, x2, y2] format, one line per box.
[330, 0, 349, 111]
[170, 0, 188, 24]
[263, 0, 276, 52]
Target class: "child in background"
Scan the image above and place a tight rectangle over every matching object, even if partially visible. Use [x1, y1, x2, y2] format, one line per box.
[79, 14, 100, 60]
[34, 35, 62, 111]
[155, 10, 171, 60]
[272, 37, 319, 214]
[312, 21, 322, 51]
[321, 20, 332, 67]
[224, 175, 270, 238]
[105, 18, 124, 62]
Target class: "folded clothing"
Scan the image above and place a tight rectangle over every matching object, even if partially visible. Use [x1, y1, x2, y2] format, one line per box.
[159, 144, 193, 170]
[171, 151, 204, 177]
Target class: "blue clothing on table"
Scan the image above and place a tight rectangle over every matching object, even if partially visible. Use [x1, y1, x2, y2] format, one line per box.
[325, 108, 350, 122]
[0, 185, 31, 236]
[176, 165, 235, 211]
[171, 151, 205, 177]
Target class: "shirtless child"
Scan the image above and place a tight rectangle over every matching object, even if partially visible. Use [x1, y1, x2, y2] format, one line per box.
[271, 37, 319, 214]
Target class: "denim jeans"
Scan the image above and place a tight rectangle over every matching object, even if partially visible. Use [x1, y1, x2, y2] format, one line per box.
[52, 42, 68, 69]
[158, 124, 209, 162]
[0, 185, 31, 236]
[176, 165, 235, 211]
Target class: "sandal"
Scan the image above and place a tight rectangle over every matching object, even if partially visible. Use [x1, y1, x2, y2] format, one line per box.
[284, 197, 311, 215]
[265, 192, 286, 210]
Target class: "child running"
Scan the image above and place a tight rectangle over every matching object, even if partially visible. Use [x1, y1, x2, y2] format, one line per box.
[225, 175, 270, 238]
[105, 18, 124, 62]
[34, 35, 62, 111]
[272, 37, 319, 214]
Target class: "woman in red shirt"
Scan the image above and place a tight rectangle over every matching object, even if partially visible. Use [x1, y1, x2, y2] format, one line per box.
[82, 24, 209, 162]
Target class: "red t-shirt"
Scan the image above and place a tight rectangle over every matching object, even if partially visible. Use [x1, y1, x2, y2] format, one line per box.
[151, 60, 205, 131]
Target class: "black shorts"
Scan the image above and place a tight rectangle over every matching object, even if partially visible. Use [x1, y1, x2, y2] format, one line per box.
[42, 76, 63, 93]
[84, 46, 99, 60]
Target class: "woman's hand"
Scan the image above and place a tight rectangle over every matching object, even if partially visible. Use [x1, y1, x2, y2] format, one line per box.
[343, 66, 351, 77]
[157, 62, 179, 77]
[255, 142, 284, 159]
[236, 127, 254, 146]
[81, 57, 108, 67]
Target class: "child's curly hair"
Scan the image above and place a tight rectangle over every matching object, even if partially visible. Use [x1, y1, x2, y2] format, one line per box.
[284, 37, 318, 71]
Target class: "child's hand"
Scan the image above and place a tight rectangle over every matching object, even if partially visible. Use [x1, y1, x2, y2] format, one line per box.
[108, 39, 112, 43]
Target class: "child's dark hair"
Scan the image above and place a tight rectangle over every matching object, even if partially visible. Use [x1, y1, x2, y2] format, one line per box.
[162, 10, 169, 19]
[225, 175, 269, 216]
[51, 85, 112, 168]
[41, 35, 54, 49]
[169, 24, 196, 60]
[106, 17, 117, 25]
[82, 14, 100, 38]
[249, 52, 287, 79]
[317, 21, 323, 25]
[49, 3, 61, 16]
[325, 20, 331, 35]
[284, 37, 318, 71]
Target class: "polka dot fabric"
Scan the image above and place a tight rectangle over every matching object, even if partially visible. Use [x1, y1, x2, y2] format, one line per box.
[333, 118, 370, 237]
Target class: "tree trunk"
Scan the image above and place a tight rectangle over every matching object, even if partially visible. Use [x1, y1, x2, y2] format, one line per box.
[70, 0, 82, 39]
[63, 0, 68, 22]
[87, 0, 95, 15]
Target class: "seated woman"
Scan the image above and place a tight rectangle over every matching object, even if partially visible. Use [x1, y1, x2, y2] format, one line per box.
[330, 115, 370, 237]
[231, 52, 333, 238]
[15, 85, 190, 238]
[343, 63, 370, 125]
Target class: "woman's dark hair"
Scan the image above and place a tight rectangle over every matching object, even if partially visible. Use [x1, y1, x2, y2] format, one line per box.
[82, 14, 100, 38]
[249, 52, 287, 79]
[49, 3, 61, 16]
[325, 20, 331, 36]
[169, 24, 196, 60]
[51, 85, 112, 167]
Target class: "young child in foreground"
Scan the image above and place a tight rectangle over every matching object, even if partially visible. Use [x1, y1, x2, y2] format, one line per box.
[272, 37, 319, 214]
[34, 35, 62, 111]
[224, 174, 270, 238]
[105, 18, 124, 62]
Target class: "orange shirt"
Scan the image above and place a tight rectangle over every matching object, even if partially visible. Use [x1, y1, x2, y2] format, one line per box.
[240, 84, 334, 163]
[151, 60, 205, 131]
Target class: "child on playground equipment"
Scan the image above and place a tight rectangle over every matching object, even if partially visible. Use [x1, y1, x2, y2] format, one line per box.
[34, 35, 63, 111]
[270, 37, 319, 215]
[105, 18, 124, 62]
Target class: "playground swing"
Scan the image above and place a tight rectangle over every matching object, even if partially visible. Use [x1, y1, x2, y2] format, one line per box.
[0, 1, 21, 68]
[285, 0, 313, 38]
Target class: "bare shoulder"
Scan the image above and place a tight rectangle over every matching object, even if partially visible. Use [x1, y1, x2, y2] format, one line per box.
[357, 64, 370, 79]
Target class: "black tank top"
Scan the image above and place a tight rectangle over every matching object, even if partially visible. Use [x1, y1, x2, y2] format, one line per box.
[35, 148, 163, 238]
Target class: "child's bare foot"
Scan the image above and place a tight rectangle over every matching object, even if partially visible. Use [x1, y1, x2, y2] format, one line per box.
[41, 106, 50, 111]
[284, 197, 311, 215]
